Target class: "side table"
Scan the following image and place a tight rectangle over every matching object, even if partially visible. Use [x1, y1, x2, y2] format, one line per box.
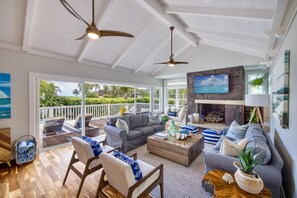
[202, 169, 272, 198]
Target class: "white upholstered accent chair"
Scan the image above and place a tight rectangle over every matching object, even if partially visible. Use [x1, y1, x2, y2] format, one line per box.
[63, 137, 117, 198]
[97, 152, 164, 198]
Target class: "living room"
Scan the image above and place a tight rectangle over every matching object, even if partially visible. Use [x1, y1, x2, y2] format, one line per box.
[0, 0, 297, 197]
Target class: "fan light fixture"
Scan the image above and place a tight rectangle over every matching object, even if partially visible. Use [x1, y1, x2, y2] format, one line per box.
[60, 0, 134, 40]
[87, 32, 99, 39]
[154, 26, 188, 67]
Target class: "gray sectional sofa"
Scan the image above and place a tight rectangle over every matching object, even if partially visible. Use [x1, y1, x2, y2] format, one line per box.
[204, 124, 284, 198]
[104, 114, 165, 153]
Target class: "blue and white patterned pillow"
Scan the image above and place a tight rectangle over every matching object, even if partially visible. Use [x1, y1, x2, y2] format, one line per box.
[113, 150, 143, 182]
[81, 136, 103, 156]
[226, 121, 248, 141]
[202, 129, 223, 144]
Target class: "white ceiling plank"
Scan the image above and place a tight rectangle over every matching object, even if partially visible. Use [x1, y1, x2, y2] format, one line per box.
[134, 36, 171, 73]
[150, 43, 191, 76]
[77, 0, 116, 62]
[186, 27, 267, 44]
[265, 0, 289, 60]
[111, 17, 154, 69]
[0, 41, 22, 52]
[136, 0, 197, 46]
[22, 0, 36, 52]
[199, 40, 265, 58]
[166, 6, 274, 21]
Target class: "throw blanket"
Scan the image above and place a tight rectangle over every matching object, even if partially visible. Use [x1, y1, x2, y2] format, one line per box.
[27, 140, 36, 158]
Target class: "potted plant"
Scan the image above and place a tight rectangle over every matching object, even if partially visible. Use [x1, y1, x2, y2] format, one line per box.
[160, 115, 170, 124]
[233, 147, 264, 194]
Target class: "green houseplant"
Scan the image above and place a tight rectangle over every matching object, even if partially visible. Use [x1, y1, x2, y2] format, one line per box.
[233, 147, 264, 194]
[160, 115, 170, 124]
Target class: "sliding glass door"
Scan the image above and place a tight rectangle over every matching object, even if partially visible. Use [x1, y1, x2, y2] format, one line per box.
[38, 80, 84, 149]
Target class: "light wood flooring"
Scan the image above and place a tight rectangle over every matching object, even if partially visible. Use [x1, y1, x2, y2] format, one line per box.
[0, 145, 102, 198]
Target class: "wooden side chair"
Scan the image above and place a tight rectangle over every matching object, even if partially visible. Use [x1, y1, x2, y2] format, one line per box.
[63, 137, 117, 198]
[97, 152, 164, 198]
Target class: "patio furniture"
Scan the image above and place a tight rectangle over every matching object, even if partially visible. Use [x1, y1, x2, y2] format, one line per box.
[42, 117, 65, 136]
[97, 152, 164, 198]
[63, 137, 117, 198]
[64, 114, 99, 137]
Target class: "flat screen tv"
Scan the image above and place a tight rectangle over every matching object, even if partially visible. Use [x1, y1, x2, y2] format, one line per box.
[194, 74, 229, 94]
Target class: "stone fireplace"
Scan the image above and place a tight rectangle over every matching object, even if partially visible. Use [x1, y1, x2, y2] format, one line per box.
[197, 100, 244, 126]
[187, 66, 245, 128]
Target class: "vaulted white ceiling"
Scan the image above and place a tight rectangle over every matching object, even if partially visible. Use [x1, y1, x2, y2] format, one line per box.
[0, 0, 290, 78]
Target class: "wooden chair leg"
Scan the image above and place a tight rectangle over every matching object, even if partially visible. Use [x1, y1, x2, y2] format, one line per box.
[63, 152, 76, 185]
[160, 182, 164, 198]
[76, 173, 87, 198]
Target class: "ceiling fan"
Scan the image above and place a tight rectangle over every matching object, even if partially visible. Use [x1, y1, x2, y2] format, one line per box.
[60, 0, 134, 40]
[155, 26, 188, 67]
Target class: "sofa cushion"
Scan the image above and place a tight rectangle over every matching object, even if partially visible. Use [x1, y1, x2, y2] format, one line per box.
[219, 138, 249, 157]
[246, 138, 271, 165]
[141, 114, 149, 127]
[115, 118, 129, 134]
[129, 115, 143, 129]
[245, 123, 267, 143]
[127, 130, 142, 140]
[226, 121, 248, 141]
[151, 124, 165, 132]
[109, 116, 131, 129]
[133, 127, 154, 136]
[213, 135, 236, 151]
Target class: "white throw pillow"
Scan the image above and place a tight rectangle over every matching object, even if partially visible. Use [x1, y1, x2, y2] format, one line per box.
[178, 107, 186, 118]
[115, 118, 129, 134]
[193, 113, 199, 123]
[170, 106, 176, 112]
[219, 138, 249, 157]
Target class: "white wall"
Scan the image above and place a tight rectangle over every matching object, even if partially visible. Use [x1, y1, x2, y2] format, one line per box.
[269, 8, 297, 198]
[155, 44, 262, 78]
[0, 48, 163, 146]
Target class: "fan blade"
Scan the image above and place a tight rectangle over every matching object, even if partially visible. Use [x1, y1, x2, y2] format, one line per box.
[173, 61, 189, 65]
[75, 34, 87, 40]
[60, 0, 90, 26]
[99, 30, 134, 38]
[154, 61, 170, 65]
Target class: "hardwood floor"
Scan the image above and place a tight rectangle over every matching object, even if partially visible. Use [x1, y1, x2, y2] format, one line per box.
[0, 145, 102, 198]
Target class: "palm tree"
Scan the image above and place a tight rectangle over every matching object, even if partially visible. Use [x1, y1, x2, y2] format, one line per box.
[72, 89, 80, 96]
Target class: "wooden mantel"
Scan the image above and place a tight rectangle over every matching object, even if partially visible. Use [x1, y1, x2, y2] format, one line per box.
[195, 99, 245, 105]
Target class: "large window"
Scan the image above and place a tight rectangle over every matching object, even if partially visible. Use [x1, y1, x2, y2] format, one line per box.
[154, 88, 161, 111]
[246, 70, 268, 94]
[166, 88, 187, 109]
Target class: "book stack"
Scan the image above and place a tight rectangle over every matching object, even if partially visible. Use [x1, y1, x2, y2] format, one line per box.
[154, 132, 168, 140]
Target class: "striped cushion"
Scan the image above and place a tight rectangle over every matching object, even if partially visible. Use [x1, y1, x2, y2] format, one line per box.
[181, 125, 199, 134]
[202, 129, 223, 144]
[115, 118, 129, 134]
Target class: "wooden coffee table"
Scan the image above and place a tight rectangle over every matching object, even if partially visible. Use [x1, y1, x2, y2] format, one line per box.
[147, 133, 204, 166]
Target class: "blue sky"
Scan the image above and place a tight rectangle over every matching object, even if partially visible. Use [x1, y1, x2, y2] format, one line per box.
[0, 73, 10, 97]
[194, 74, 228, 87]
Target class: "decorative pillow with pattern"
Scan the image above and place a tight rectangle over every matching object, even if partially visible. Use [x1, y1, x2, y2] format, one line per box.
[219, 138, 249, 157]
[81, 136, 103, 156]
[113, 150, 143, 182]
[226, 120, 249, 141]
[148, 113, 160, 125]
[115, 118, 129, 134]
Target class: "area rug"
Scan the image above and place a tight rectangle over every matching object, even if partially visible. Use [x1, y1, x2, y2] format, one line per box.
[127, 143, 214, 198]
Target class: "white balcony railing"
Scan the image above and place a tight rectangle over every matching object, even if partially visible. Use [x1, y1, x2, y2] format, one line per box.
[39, 103, 159, 121]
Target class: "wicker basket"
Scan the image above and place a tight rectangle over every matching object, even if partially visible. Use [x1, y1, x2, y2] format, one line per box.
[233, 161, 264, 194]
[14, 135, 37, 165]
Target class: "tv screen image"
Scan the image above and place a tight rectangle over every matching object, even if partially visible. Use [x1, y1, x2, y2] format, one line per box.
[194, 74, 229, 94]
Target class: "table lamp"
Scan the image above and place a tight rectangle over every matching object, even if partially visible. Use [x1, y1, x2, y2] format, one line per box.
[245, 94, 270, 128]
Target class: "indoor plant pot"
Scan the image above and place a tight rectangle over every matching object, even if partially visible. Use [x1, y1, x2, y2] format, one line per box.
[233, 161, 264, 194]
